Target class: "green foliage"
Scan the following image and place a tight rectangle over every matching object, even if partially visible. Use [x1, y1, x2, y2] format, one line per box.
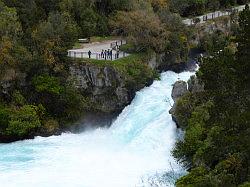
[32, 11, 78, 64]
[173, 101, 213, 168]
[58, 84, 88, 123]
[174, 6, 250, 186]
[60, 0, 103, 37]
[32, 74, 63, 95]
[176, 167, 209, 187]
[0, 104, 10, 130]
[111, 10, 168, 53]
[240, 182, 250, 187]
[0, 1, 22, 40]
[6, 105, 41, 136]
[12, 90, 26, 106]
[199, 31, 230, 54]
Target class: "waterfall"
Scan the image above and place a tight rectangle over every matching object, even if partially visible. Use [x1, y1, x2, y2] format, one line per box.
[0, 71, 195, 187]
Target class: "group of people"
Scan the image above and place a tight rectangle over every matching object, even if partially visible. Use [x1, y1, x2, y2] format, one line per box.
[87, 49, 120, 60]
[100, 49, 113, 60]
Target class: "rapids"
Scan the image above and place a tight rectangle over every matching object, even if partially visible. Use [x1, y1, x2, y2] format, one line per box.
[0, 71, 195, 187]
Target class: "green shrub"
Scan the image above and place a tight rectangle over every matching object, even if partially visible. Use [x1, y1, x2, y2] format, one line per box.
[6, 105, 41, 137]
[32, 74, 63, 95]
[0, 104, 10, 131]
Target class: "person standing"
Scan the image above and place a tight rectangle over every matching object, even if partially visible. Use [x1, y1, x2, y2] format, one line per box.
[110, 50, 113, 60]
[88, 50, 92, 59]
[101, 50, 104, 58]
[116, 49, 120, 59]
[104, 50, 107, 60]
[107, 49, 110, 59]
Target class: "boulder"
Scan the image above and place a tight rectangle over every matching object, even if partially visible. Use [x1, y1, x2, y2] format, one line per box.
[171, 80, 188, 101]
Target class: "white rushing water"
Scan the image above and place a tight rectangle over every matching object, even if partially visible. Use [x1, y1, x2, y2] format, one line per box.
[0, 71, 195, 187]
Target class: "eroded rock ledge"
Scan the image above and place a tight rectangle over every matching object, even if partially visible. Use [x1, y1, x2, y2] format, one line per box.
[169, 75, 204, 127]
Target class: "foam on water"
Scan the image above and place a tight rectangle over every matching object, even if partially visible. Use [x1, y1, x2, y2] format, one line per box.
[0, 71, 194, 187]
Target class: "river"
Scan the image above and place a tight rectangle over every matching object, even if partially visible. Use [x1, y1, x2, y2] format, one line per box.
[0, 70, 195, 187]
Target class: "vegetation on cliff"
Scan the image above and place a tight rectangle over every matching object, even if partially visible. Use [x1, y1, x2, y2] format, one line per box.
[173, 6, 250, 186]
[0, 0, 195, 142]
[0, 0, 248, 147]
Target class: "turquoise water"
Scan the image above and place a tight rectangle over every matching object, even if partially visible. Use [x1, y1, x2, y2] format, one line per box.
[0, 71, 194, 187]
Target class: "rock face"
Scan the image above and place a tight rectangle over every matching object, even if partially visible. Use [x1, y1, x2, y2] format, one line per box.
[171, 81, 188, 102]
[70, 63, 138, 113]
[169, 76, 204, 128]
[169, 80, 188, 127]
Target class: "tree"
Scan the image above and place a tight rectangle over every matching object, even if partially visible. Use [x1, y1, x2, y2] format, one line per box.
[0, 1, 22, 40]
[60, 0, 101, 37]
[0, 1, 25, 76]
[32, 11, 78, 64]
[235, 4, 250, 88]
[3, 0, 46, 31]
[111, 10, 168, 52]
[174, 5, 250, 186]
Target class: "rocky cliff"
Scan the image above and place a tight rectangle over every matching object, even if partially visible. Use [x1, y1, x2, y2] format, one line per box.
[69, 59, 155, 114]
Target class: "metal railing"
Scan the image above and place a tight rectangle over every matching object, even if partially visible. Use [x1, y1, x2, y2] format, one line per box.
[68, 51, 129, 61]
[183, 4, 249, 25]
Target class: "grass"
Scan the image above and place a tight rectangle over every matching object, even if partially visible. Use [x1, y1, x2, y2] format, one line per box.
[71, 51, 159, 80]
[74, 53, 147, 66]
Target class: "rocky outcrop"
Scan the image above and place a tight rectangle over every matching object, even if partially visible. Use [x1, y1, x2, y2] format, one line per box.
[171, 81, 188, 101]
[156, 53, 188, 73]
[169, 80, 189, 126]
[69, 62, 150, 113]
[169, 76, 204, 128]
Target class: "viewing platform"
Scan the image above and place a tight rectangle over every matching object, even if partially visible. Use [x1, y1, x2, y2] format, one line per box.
[68, 39, 130, 61]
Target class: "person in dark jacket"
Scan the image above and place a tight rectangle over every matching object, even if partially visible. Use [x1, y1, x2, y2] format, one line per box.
[116, 49, 120, 59]
[110, 50, 113, 60]
[88, 50, 92, 58]
[107, 49, 110, 59]
[101, 50, 104, 58]
[104, 50, 107, 60]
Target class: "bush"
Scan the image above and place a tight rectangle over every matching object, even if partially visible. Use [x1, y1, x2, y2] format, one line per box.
[32, 74, 63, 95]
[0, 104, 10, 131]
[6, 105, 41, 137]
